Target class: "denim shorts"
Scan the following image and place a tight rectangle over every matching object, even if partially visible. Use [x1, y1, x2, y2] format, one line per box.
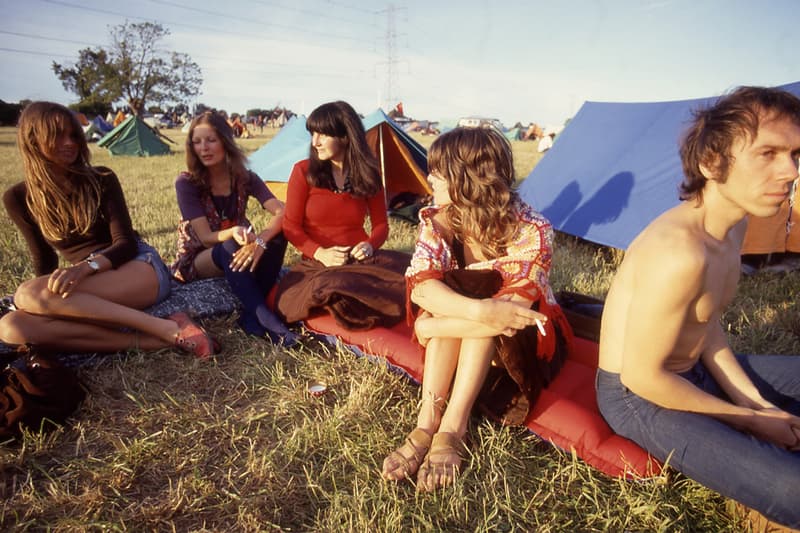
[133, 240, 171, 304]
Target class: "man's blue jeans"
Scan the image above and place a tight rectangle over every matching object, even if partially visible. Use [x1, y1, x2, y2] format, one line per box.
[596, 354, 800, 528]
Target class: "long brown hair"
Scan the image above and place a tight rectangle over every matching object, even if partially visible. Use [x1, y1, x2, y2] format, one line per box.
[185, 111, 250, 193]
[428, 127, 519, 259]
[17, 101, 102, 241]
[305, 101, 380, 197]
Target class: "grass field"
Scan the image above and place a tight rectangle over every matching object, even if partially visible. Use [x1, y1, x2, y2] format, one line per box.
[1, 125, 798, 531]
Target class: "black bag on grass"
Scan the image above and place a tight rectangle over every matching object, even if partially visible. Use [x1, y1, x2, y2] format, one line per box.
[555, 291, 605, 342]
[0, 345, 85, 438]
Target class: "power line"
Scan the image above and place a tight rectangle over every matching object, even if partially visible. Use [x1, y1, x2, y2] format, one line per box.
[195, 52, 370, 75]
[318, 0, 376, 15]
[0, 30, 102, 48]
[39, 0, 375, 52]
[202, 64, 373, 79]
[243, 0, 371, 28]
[0, 41, 371, 77]
[0, 47, 75, 60]
[146, 0, 374, 44]
[0, 26, 372, 74]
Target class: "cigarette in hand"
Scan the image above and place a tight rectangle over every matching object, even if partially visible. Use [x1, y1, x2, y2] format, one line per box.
[247, 225, 254, 235]
[536, 319, 547, 336]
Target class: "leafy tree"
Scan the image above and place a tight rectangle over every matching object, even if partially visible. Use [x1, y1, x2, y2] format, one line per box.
[52, 48, 116, 115]
[53, 21, 202, 117]
[0, 99, 24, 126]
[69, 100, 112, 118]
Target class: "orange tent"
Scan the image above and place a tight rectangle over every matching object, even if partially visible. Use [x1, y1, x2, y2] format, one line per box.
[113, 110, 126, 127]
[742, 187, 800, 255]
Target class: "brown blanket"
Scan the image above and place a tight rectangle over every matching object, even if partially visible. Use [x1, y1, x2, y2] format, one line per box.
[274, 250, 410, 331]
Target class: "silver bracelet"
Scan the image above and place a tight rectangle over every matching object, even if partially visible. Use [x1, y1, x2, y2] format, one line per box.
[255, 236, 267, 250]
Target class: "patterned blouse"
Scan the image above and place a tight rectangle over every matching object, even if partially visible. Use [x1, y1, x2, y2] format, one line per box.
[405, 199, 556, 305]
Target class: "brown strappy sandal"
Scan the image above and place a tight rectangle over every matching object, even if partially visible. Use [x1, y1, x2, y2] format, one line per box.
[416, 432, 467, 492]
[381, 427, 433, 481]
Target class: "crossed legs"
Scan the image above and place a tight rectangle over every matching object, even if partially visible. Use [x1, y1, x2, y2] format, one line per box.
[0, 261, 194, 353]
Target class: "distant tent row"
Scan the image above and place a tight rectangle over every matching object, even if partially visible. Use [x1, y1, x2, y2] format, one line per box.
[520, 80, 800, 255]
[97, 115, 171, 156]
[248, 109, 431, 205]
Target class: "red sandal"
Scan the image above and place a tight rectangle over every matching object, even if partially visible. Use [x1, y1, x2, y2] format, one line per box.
[169, 312, 219, 360]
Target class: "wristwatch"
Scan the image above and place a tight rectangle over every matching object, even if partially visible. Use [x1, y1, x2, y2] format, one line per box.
[85, 258, 101, 274]
[254, 237, 268, 250]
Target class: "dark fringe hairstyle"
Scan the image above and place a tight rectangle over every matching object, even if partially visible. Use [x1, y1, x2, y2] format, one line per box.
[305, 101, 381, 197]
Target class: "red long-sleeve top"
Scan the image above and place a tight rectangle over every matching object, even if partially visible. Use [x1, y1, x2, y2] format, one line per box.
[282, 159, 389, 259]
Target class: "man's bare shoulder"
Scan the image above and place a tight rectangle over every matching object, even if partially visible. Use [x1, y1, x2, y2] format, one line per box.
[625, 206, 708, 277]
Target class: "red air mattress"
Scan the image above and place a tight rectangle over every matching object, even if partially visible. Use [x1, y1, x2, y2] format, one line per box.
[302, 314, 661, 478]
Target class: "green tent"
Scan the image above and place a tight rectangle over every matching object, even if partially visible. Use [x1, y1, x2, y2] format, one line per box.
[503, 126, 522, 141]
[97, 115, 170, 156]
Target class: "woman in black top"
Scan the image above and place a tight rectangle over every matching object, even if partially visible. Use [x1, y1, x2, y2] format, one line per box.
[0, 101, 217, 358]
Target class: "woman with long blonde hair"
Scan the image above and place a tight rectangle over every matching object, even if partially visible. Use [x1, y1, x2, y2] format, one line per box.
[0, 102, 217, 358]
[382, 127, 572, 491]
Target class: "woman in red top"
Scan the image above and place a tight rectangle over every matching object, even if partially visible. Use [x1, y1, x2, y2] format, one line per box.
[274, 101, 409, 330]
[0, 102, 216, 358]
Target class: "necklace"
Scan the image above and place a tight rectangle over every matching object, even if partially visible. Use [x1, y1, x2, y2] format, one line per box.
[332, 174, 353, 194]
[211, 194, 234, 221]
[210, 174, 235, 221]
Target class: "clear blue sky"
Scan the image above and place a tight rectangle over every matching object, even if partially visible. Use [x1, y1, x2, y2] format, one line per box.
[1, 0, 796, 127]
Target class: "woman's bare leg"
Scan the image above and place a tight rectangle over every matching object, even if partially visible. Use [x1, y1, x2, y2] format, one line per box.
[418, 336, 495, 492]
[13, 261, 180, 341]
[416, 336, 462, 432]
[0, 311, 168, 352]
[4, 260, 214, 355]
[437, 337, 495, 437]
[382, 337, 462, 480]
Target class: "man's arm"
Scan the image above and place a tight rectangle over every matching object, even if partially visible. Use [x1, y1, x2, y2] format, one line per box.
[701, 323, 774, 410]
[619, 234, 800, 448]
[618, 238, 744, 415]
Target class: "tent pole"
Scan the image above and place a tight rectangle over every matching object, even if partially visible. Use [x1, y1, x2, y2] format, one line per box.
[379, 125, 388, 205]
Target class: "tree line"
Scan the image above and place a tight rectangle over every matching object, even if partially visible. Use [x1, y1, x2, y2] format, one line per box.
[52, 21, 201, 118]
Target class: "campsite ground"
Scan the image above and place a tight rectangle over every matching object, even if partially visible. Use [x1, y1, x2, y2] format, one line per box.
[1, 126, 798, 531]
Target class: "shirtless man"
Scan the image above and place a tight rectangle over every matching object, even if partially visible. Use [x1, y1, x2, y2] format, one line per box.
[597, 86, 800, 529]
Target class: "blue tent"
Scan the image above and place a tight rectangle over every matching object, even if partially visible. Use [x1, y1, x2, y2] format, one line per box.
[83, 115, 114, 141]
[519, 81, 800, 250]
[248, 109, 430, 203]
[247, 115, 309, 187]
